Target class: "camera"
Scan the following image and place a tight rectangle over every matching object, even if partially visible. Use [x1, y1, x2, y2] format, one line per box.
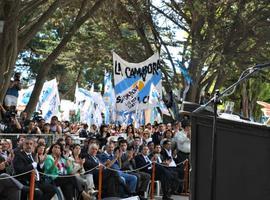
[33, 111, 43, 122]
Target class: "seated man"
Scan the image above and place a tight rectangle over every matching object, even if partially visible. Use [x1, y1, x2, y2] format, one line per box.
[121, 146, 150, 199]
[135, 145, 180, 200]
[84, 143, 122, 198]
[13, 136, 55, 200]
[98, 142, 138, 195]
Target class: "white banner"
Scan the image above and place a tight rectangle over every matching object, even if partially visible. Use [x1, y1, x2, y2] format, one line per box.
[39, 79, 60, 121]
[113, 52, 162, 112]
[17, 79, 60, 121]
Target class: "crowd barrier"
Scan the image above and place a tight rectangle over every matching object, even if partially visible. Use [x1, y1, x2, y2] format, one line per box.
[0, 159, 190, 200]
[0, 133, 58, 147]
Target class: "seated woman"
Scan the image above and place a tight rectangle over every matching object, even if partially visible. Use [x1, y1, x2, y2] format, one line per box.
[69, 144, 97, 196]
[44, 143, 90, 200]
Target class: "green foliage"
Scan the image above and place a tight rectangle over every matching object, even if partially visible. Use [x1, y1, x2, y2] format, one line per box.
[15, 0, 270, 120]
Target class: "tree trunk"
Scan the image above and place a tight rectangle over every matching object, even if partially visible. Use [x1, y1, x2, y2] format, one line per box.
[24, 0, 105, 117]
[0, 0, 20, 104]
[241, 81, 249, 118]
[185, 58, 201, 103]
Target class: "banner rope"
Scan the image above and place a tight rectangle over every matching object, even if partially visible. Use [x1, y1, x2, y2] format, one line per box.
[0, 159, 188, 180]
[99, 162, 152, 173]
[39, 165, 100, 178]
[155, 159, 188, 168]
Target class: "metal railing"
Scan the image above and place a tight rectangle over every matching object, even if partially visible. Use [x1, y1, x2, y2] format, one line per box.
[0, 133, 57, 147]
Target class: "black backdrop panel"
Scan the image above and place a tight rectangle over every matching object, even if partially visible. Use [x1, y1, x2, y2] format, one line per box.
[191, 115, 270, 200]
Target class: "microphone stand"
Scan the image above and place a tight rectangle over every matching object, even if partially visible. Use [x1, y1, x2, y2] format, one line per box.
[192, 63, 270, 200]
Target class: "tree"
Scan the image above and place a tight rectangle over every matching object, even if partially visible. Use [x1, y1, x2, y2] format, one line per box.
[24, 0, 105, 116]
[0, 0, 65, 103]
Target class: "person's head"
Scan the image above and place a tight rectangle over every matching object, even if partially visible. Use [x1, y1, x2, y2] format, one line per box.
[72, 144, 81, 157]
[154, 144, 162, 153]
[106, 142, 115, 154]
[50, 116, 58, 125]
[88, 143, 99, 156]
[91, 124, 97, 131]
[48, 143, 63, 157]
[43, 123, 51, 133]
[65, 136, 73, 146]
[167, 123, 172, 130]
[23, 137, 35, 153]
[164, 130, 173, 139]
[133, 136, 141, 146]
[100, 124, 108, 134]
[162, 139, 172, 150]
[37, 118, 45, 129]
[37, 137, 46, 146]
[21, 111, 28, 120]
[28, 120, 35, 129]
[6, 139, 12, 150]
[158, 123, 166, 132]
[83, 123, 88, 130]
[181, 119, 191, 133]
[126, 146, 134, 157]
[36, 144, 46, 155]
[147, 141, 154, 152]
[17, 136, 25, 147]
[119, 140, 128, 152]
[56, 138, 66, 147]
[146, 123, 152, 130]
[126, 125, 134, 135]
[142, 145, 149, 156]
[143, 129, 151, 139]
[63, 121, 70, 129]
[1, 139, 8, 151]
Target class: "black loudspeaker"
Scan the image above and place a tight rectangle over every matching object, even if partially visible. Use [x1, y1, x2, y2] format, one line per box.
[191, 114, 270, 200]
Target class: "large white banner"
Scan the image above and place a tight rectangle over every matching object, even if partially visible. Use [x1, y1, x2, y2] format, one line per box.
[113, 52, 162, 112]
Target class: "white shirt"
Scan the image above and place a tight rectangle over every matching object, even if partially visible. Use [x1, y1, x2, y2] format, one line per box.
[173, 130, 190, 153]
[143, 155, 152, 169]
[26, 152, 40, 181]
[164, 149, 176, 167]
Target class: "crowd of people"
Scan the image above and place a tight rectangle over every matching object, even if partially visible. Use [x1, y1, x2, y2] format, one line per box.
[0, 103, 191, 200]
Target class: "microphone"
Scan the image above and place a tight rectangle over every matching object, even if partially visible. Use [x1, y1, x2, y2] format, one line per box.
[253, 62, 270, 70]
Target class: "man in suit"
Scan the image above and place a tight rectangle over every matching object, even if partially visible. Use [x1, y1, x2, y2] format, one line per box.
[121, 146, 150, 199]
[152, 123, 166, 145]
[84, 143, 122, 198]
[161, 139, 184, 193]
[13, 136, 55, 200]
[135, 145, 175, 200]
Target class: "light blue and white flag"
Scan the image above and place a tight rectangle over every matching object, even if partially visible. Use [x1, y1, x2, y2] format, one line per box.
[149, 84, 170, 116]
[103, 71, 116, 124]
[17, 79, 60, 121]
[37, 79, 60, 121]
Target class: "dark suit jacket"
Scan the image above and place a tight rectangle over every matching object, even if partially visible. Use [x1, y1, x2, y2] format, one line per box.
[152, 132, 163, 145]
[134, 154, 151, 173]
[83, 153, 99, 174]
[121, 153, 136, 171]
[161, 148, 175, 161]
[13, 151, 36, 185]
